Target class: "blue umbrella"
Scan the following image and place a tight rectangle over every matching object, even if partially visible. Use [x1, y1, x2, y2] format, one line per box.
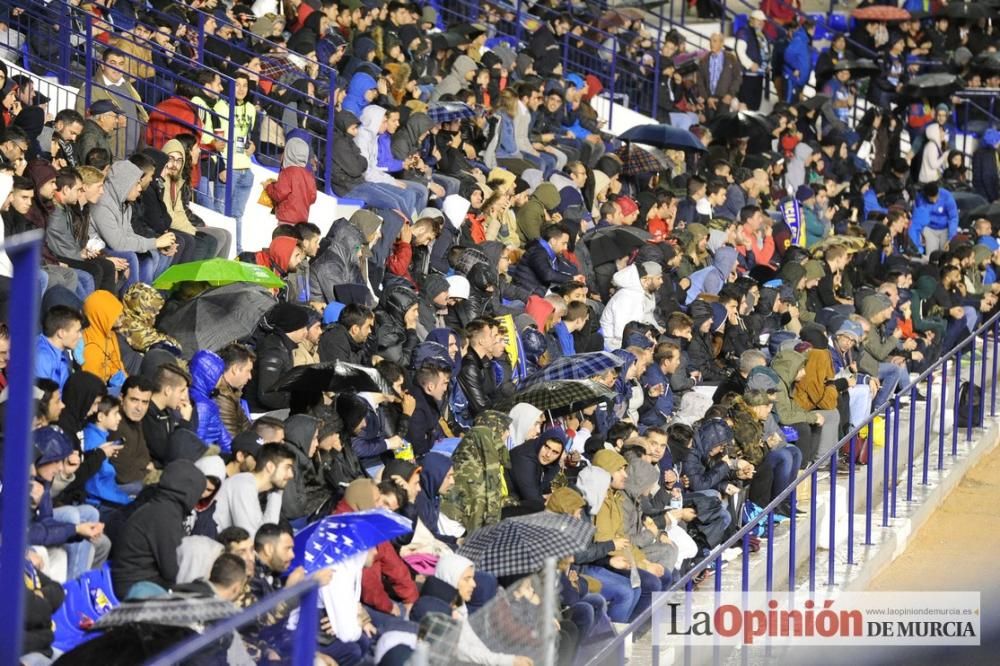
[619, 124, 706, 152]
[292, 510, 413, 572]
[427, 101, 477, 124]
[520, 351, 624, 388]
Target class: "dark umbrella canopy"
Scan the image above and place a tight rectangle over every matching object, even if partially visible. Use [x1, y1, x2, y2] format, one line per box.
[962, 202, 1000, 226]
[799, 94, 831, 112]
[619, 124, 706, 152]
[272, 361, 389, 393]
[705, 111, 771, 140]
[498, 379, 615, 415]
[834, 58, 880, 77]
[156, 283, 276, 359]
[901, 73, 965, 99]
[427, 101, 477, 124]
[584, 226, 648, 264]
[457, 513, 595, 576]
[936, 4, 992, 20]
[521, 351, 624, 388]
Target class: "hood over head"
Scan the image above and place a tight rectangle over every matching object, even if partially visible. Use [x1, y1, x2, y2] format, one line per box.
[158, 459, 208, 513]
[771, 349, 807, 388]
[283, 136, 310, 168]
[284, 414, 320, 456]
[533, 182, 561, 210]
[712, 246, 739, 278]
[268, 236, 300, 273]
[335, 110, 361, 135]
[102, 161, 143, 208]
[576, 464, 612, 515]
[419, 452, 453, 497]
[624, 456, 659, 499]
[83, 289, 124, 338]
[189, 349, 225, 398]
[509, 402, 544, 446]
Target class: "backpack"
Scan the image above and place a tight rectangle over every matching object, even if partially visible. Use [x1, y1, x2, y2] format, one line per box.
[957, 382, 983, 428]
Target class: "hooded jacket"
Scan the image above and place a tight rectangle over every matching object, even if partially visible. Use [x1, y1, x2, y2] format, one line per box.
[189, 350, 231, 451]
[82, 290, 126, 383]
[783, 25, 813, 89]
[374, 286, 420, 365]
[111, 460, 207, 597]
[430, 55, 477, 102]
[600, 264, 657, 350]
[449, 424, 509, 531]
[681, 420, 733, 493]
[771, 350, 820, 425]
[414, 452, 455, 544]
[391, 112, 434, 161]
[355, 105, 396, 185]
[793, 348, 839, 411]
[509, 435, 562, 512]
[342, 72, 377, 117]
[281, 414, 327, 521]
[330, 112, 368, 196]
[264, 137, 317, 224]
[686, 246, 739, 304]
[311, 218, 370, 306]
[511, 237, 578, 297]
[90, 161, 159, 253]
[515, 183, 560, 244]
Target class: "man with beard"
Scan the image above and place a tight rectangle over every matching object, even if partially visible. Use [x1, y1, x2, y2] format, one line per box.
[161, 138, 232, 259]
[213, 443, 296, 535]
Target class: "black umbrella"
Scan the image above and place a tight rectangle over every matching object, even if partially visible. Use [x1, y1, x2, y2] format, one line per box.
[272, 361, 389, 394]
[457, 513, 595, 577]
[498, 379, 616, 415]
[584, 226, 649, 265]
[901, 73, 965, 99]
[705, 111, 771, 140]
[834, 58, 880, 77]
[799, 94, 831, 112]
[961, 203, 1000, 226]
[619, 123, 707, 152]
[973, 53, 1000, 75]
[936, 4, 992, 20]
[156, 283, 276, 359]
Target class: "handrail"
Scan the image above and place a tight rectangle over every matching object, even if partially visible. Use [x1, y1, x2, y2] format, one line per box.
[585, 307, 1000, 665]
[146, 579, 321, 666]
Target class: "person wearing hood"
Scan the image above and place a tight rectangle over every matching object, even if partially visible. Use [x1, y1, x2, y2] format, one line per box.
[601, 262, 663, 350]
[858, 292, 910, 410]
[118, 282, 181, 355]
[245, 236, 305, 299]
[685, 245, 739, 304]
[132, 148, 199, 265]
[430, 54, 478, 102]
[311, 210, 381, 305]
[81, 289, 126, 386]
[354, 105, 423, 213]
[262, 136, 317, 224]
[158, 138, 232, 258]
[342, 71, 378, 117]
[90, 160, 176, 284]
[515, 182, 562, 244]
[111, 459, 207, 598]
[768, 350, 838, 465]
[279, 413, 328, 523]
[413, 451, 463, 546]
[509, 429, 565, 513]
[246, 303, 312, 412]
[511, 221, 580, 297]
[783, 20, 815, 102]
[509, 402, 545, 449]
[373, 285, 421, 366]
[620, 453, 679, 574]
[730, 390, 802, 512]
[449, 411, 514, 531]
[189, 349, 232, 451]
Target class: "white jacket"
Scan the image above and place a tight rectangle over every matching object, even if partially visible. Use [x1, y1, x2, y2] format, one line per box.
[919, 124, 949, 184]
[600, 264, 657, 350]
[354, 105, 397, 186]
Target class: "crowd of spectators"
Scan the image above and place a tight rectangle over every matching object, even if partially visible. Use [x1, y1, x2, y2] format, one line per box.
[5, 0, 1000, 664]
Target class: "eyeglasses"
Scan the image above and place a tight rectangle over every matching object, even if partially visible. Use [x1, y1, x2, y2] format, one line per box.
[166, 156, 184, 164]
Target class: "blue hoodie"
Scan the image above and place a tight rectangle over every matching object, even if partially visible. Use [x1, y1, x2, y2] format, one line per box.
[189, 350, 230, 451]
[639, 361, 674, 428]
[686, 246, 739, 304]
[783, 27, 813, 90]
[342, 72, 377, 118]
[909, 187, 958, 254]
[83, 423, 133, 506]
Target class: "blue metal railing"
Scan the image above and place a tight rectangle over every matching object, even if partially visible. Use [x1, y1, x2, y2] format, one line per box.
[586, 308, 1000, 665]
[0, 231, 46, 666]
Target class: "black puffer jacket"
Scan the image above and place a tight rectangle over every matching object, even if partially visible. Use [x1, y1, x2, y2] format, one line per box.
[280, 414, 328, 521]
[330, 111, 368, 196]
[245, 330, 298, 411]
[374, 286, 420, 365]
[111, 460, 206, 597]
[310, 218, 366, 303]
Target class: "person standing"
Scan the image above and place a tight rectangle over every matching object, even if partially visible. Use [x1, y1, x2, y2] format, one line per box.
[735, 11, 771, 111]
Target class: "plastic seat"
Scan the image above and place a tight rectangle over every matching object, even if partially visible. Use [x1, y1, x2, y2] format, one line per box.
[733, 14, 748, 36]
[828, 14, 850, 34]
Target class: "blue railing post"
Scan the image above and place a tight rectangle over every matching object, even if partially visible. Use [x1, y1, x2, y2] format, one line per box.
[847, 436, 855, 564]
[891, 394, 900, 518]
[881, 403, 891, 527]
[967, 337, 976, 441]
[0, 231, 44, 666]
[828, 453, 837, 585]
[923, 373, 933, 485]
[808, 470, 817, 592]
[197, 12, 206, 65]
[325, 72, 338, 197]
[608, 39, 617, 132]
[224, 77, 236, 223]
[953, 347, 961, 456]
[788, 485, 797, 588]
[980, 327, 988, 426]
[293, 585, 320, 666]
[58, 6, 72, 85]
[938, 358, 947, 469]
[515, 0, 524, 44]
[906, 385, 916, 502]
[652, 47, 662, 121]
[864, 426, 873, 544]
[992, 320, 998, 416]
[84, 14, 94, 111]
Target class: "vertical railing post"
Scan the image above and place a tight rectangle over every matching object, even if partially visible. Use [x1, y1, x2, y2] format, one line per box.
[224, 77, 236, 224]
[992, 319, 998, 417]
[652, 47, 662, 121]
[864, 425, 874, 544]
[923, 372, 933, 486]
[967, 337, 976, 442]
[847, 436, 855, 564]
[788, 485, 797, 588]
[953, 347, 962, 456]
[541, 558, 557, 666]
[608, 39, 617, 133]
[59, 6, 72, 85]
[906, 385, 916, 502]
[938, 358, 947, 469]
[292, 585, 319, 666]
[325, 72, 338, 197]
[808, 470, 817, 592]
[84, 15, 94, 111]
[891, 394, 900, 518]
[197, 11, 206, 65]
[828, 453, 837, 585]
[881, 403, 891, 527]
[979, 326, 988, 426]
[0, 232, 43, 666]
[515, 0, 524, 44]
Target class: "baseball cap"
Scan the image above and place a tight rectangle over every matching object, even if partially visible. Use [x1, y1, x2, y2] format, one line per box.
[230, 431, 264, 459]
[89, 99, 121, 116]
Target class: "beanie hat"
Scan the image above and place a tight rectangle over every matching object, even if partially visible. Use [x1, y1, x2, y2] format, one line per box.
[336, 393, 369, 434]
[796, 185, 815, 202]
[698, 419, 734, 452]
[162, 139, 185, 162]
[593, 449, 628, 473]
[344, 478, 377, 510]
[267, 302, 310, 333]
[710, 301, 728, 332]
[743, 389, 773, 407]
[616, 196, 638, 217]
[435, 552, 475, 588]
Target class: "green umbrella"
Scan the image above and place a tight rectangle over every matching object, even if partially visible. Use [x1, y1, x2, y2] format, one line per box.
[152, 258, 285, 290]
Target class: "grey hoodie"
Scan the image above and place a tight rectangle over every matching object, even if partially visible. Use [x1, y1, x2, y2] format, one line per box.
[430, 55, 477, 102]
[90, 160, 158, 253]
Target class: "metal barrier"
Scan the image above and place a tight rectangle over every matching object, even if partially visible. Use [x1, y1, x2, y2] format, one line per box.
[586, 308, 1000, 665]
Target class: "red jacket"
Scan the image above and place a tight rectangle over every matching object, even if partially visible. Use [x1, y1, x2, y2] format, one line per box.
[332, 499, 418, 612]
[387, 240, 416, 286]
[265, 166, 317, 224]
[145, 97, 202, 150]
